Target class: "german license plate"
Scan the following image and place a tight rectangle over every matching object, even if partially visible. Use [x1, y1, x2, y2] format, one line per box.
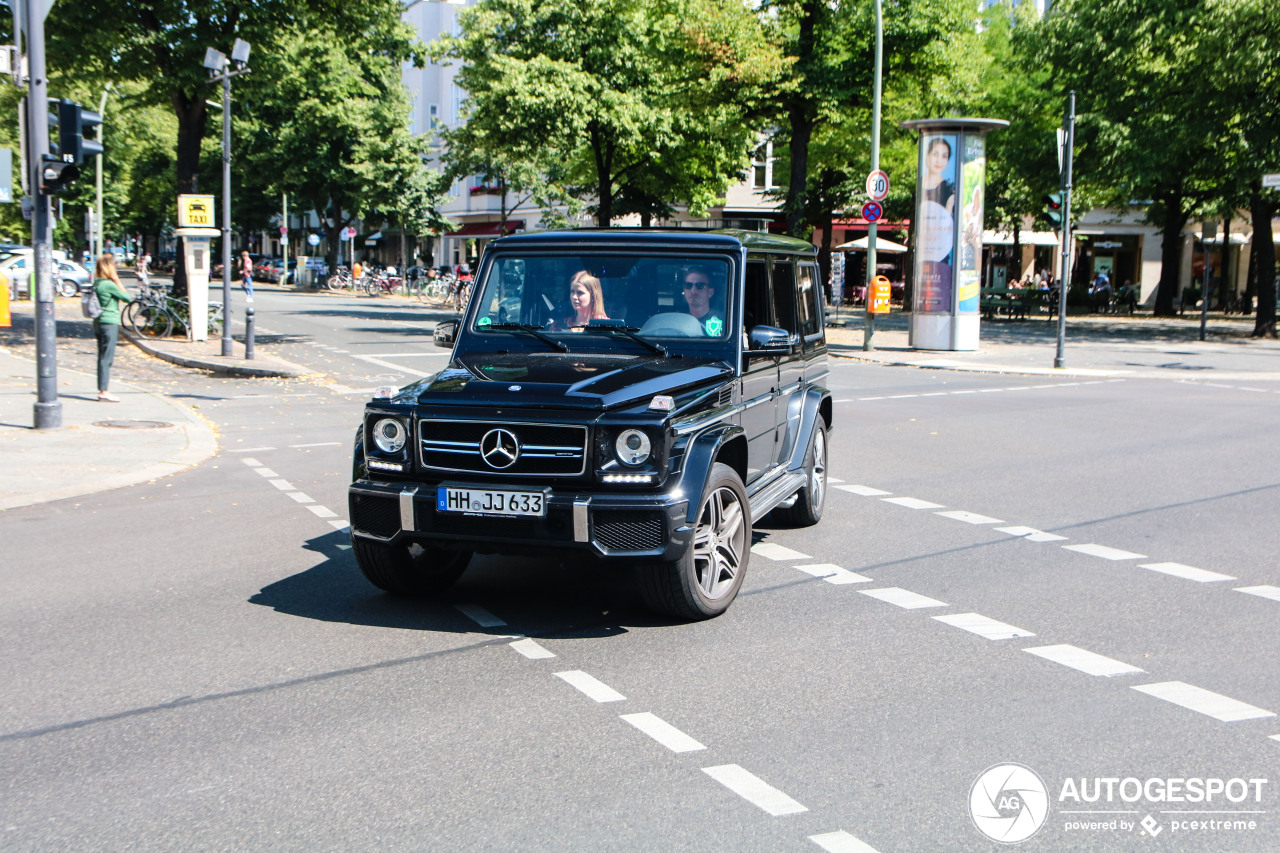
[437, 487, 546, 517]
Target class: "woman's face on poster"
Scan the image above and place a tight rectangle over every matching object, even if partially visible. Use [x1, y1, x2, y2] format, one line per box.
[927, 140, 951, 177]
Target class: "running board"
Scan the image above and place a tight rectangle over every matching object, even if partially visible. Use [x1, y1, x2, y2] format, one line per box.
[749, 470, 807, 521]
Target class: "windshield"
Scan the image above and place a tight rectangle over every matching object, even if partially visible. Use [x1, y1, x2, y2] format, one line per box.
[469, 253, 734, 347]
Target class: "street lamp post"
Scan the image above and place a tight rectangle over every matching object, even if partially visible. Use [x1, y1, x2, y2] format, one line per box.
[203, 39, 250, 358]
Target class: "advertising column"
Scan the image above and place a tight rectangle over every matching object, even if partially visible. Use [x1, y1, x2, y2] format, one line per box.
[902, 118, 1007, 351]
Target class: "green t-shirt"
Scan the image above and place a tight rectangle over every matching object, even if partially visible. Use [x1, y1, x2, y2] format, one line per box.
[93, 277, 132, 325]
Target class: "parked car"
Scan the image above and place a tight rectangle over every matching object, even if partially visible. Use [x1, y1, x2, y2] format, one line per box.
[0, 251, 95, 298]
[349, 228, 833, 621]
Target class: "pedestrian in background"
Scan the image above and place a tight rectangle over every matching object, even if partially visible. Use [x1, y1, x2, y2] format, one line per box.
[136, 252, 151, 288]
[92, 253, 132, 403]
[239, 250, 254, 302]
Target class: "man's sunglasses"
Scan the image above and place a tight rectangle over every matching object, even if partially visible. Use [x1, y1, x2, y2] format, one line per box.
[682, 280, 710, 290]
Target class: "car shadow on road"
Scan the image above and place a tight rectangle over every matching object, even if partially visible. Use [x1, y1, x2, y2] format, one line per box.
[249, 528, 685, 639]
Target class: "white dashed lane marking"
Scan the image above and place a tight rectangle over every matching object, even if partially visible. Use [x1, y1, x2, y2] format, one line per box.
[555, 670, 626, 703]
[860, 588, 947, 609]
[934, 613, 1035, 640]
[794, 564, 872, 585]
[702, 764, 808, 816]
[305, 505, 337, 518]
[881, 497, 944, 510]
[268, 479, 294, 491]
[621, 712, 706, 753]
[1270, 735, 1280, 745]
[509, 638, 556, 660]
[809, 830, 882, 853]
[936, 509, 1004, 525]
[328, 519, 349, 532]
[287, 492, 315, 504]
[995, 526, 1067, 542]
[1235, 585, 1280, 602]
[454, 604, 507, 628]
[252, 467, 278, 478]
[1139, 562, 1235, 583]
[837, 485, 891, 496]
[1062, 543, 1147, 561]
[752, 543, 811, 561]
[1132, 682, 1276, 722]
[1023, 644, 1144, 677]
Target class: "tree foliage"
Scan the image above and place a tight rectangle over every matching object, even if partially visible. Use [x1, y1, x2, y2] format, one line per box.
[434, 0, 788, 227]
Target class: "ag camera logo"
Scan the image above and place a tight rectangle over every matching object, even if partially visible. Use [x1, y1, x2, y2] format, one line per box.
[970, 763, 1050, 844]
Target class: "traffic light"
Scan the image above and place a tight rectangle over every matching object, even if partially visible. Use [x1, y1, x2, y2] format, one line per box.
[40, 99, 103, 195]
[58, 99, 104, 165]
[1044, 191, 1064, 227]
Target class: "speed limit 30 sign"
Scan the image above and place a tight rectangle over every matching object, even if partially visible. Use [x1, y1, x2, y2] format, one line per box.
[865, 170, 890, 201]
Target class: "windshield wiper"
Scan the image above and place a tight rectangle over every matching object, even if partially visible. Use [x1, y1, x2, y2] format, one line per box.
[486, 323, 569, 353]
[580, 320, 669, 357]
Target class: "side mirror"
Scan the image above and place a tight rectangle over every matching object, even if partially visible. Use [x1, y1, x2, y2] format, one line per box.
[747, 325, 794, 353]
[434, 319, 459, 349]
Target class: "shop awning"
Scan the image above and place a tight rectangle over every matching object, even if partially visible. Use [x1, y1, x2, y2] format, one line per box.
[445, 220, 525, 238]
[983, 230, 1060, 246]
[835, 236, 908, 253]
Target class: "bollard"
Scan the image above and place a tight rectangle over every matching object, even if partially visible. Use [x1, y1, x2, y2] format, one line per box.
[245, 304, 255, 360]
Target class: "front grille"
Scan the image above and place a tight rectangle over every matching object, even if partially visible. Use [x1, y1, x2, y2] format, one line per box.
[420, 419, 587, 476]
[350, 492, 400, 538]
[593, 509, 666, 552]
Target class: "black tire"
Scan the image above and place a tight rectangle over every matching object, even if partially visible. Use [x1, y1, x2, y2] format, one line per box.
[352, 537, 472, 596]
[133, 305, 173, 338]
[639, 462, 749, 620]
[58, 279, 79, 298]
[775, 420, 828, 527]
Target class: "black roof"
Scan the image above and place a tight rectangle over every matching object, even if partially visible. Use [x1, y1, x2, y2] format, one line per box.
[489, 227, 817, 257]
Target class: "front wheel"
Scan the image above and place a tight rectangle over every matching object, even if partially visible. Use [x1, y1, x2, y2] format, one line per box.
[774, 420, 827, 527]
[326, 274, 344, 292]
[352, 538, 472, 596]
[639, 462, 749, 620]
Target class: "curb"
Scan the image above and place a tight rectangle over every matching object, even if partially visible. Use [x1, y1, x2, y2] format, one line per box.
[122, 329, 311, 378]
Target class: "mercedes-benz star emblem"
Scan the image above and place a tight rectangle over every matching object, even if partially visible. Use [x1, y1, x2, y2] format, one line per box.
[480, 428, 520, 469]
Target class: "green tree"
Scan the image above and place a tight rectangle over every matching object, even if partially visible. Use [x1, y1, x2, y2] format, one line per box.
[1039, 0, 1231, 315]
[434, 0, 786, 227]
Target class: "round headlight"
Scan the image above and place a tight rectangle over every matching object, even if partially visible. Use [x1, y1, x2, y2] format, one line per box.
[372, 418, 407, 453]
[615, 429, 651, 466]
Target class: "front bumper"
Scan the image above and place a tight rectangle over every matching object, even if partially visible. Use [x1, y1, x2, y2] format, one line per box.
[348, 480, 692, 561]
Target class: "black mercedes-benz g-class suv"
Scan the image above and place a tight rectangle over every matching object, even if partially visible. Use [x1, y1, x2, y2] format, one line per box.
[349, 229, 832, 620]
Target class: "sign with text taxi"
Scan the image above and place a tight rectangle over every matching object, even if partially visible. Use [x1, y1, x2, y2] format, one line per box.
[177, 194, 216, 228]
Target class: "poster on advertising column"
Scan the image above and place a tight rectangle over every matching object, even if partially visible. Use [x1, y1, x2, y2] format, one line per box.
[913, 134, 957, 313]
[956, 135, 986, 314]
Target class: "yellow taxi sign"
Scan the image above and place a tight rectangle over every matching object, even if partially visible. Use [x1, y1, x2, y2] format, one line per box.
[177, 194, 216, 228]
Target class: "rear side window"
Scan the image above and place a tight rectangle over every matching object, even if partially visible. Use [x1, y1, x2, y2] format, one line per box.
[796, 263, 820, 338]
[772, 262, 797, 334]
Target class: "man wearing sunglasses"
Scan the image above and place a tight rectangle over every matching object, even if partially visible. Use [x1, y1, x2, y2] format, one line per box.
[679, 265, 725, 336]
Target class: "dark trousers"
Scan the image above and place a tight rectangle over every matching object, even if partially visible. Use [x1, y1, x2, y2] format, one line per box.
[94, 320, 119, 392]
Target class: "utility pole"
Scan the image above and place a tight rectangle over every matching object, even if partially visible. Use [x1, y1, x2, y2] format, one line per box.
[26, 0, 59, 428]
[863, 0, 883, 352]
[281, 193, 288, 288]
[1054, 92, 1075, 370]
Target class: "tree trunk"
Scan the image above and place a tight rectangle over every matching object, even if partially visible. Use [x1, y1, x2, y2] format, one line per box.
[783, 0, 818, 238]
[1153, 194, 1188, 316]
[1012, 220, 1022, 281]
[169, 91, 209, 299]
[591, 124, 612, 226]
[1250, 191, 1276, 337]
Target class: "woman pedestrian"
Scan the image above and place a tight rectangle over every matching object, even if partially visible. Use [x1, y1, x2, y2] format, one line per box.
[92, 253, 133, 403]
[239, 250, 255, 301]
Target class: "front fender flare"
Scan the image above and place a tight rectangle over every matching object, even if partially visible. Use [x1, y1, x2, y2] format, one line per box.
[677, 423, 745, 524]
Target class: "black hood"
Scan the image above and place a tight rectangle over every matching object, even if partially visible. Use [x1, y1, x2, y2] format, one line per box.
[402, 351, 732, 411]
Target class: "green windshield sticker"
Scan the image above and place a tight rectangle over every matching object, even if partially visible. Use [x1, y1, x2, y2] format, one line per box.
[705, 316, 724, 337]
[477, 316, 492, 327]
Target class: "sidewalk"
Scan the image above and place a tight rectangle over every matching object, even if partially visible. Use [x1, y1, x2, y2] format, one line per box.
[824, 309, 1280, 381]
[0, 295, 310, 513]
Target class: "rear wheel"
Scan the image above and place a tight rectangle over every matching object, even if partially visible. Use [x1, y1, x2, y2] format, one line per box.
[352, 538, 472, 596]
[774, 420, 827, 527]
[326, 274, 344, 292]
[639, 463, 749, 620]
[58, 279, 79, 298]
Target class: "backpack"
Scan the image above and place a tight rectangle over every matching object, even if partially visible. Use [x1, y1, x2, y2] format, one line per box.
[81, 288, 103, 319]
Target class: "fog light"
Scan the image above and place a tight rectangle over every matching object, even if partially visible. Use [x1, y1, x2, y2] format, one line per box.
[603, 473, 653, 484]
[368, 459, 404, 472]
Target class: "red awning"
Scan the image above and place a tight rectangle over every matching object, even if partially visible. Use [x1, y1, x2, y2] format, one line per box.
[446, 220, 525, 238]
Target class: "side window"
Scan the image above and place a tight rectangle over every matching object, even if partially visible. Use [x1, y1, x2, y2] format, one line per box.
[796, 263, 820, 338]
[772, 261, 797, 334]
[744, 261, 772, 331]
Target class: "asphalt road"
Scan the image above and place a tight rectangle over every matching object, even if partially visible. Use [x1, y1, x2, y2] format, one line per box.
[2, 289, 1277, 851]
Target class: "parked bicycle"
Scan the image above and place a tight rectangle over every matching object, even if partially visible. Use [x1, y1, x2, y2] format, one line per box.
[125, 283, 223, 339]
[326, 268, 355, 292]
